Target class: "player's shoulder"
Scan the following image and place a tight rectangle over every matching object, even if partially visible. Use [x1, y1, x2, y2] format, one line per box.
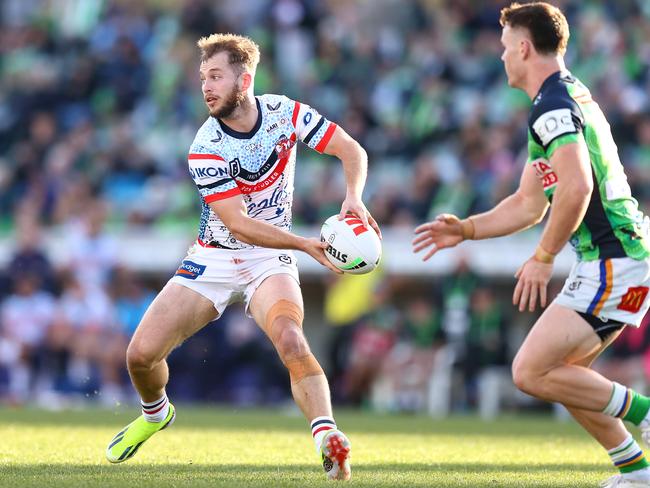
[531, 73, 579, 113]
[258, 93, 294, 115]
[190, 117, 226, 155]
[528, 71, 584, 146]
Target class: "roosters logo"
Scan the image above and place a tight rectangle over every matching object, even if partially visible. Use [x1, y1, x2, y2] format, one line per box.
[275, 135, 296, 160]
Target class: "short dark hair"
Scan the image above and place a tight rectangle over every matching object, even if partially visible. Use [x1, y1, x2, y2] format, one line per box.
[197, 33, 260, 74]
[500, 2, 569, 56]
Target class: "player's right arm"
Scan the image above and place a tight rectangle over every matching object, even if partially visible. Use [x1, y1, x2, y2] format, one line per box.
[462, 162, 550, 239]
[412, 163, 549, 261]
[208, 196, 342, 274]
[188, 141, 341, 274]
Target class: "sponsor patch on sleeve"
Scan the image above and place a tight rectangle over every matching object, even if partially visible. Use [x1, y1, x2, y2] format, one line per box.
[532, 108, 576, 147]
[605, 176, 632, 201]
[174, 260, 206, 280]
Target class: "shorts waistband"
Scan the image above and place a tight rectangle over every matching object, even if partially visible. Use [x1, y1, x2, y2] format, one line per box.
[196, 239, 265, 252]
[197, 238, 232, 249]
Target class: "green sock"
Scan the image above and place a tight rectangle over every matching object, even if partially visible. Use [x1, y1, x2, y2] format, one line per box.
[608, 434, 650, 474]
[622, 390, 650, 426]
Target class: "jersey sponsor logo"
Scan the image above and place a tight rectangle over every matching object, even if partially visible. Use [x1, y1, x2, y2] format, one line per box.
[531, 158, 558, 191]
[617, 286, 649, 313]
[532, 108, 575, 146]
[303, 112, 312, 125]
[175, 260, 206, 280]
[605, 177, 632, 201]
[267, 101, 281, 111]
[266, 122, 279, 133]
[229, 158, 241, 177]
[190, 166, 230, 179]
[244, 141, 263, 153]
[246, 185, 288, 219]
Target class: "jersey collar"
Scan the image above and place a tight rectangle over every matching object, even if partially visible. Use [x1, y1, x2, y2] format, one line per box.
[536, 70, 572, 99]
[218, 97, 263, 139]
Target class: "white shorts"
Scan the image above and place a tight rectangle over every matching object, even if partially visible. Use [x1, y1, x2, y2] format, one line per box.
[168, 242, 300, 317]
[554, 256, 650, 327]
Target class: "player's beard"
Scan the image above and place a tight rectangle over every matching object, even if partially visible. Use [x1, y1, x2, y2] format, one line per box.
[210, 85, 247, 119]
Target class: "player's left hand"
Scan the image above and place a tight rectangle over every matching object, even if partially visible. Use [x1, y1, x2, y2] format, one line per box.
[338, 197, 382, 239]
[512, 255, 553, 312]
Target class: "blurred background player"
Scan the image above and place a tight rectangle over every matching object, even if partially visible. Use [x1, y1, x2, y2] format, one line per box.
[105, 33, 381, 481]
[413, 3, 650, 487]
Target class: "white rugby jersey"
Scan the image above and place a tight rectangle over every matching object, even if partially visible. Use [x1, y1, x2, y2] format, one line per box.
[187, 94, 337, 250]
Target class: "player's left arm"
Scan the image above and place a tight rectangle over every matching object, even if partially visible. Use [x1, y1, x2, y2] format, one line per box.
[320, 126, 381, 238]
[538, 140, 593, 256]
[513, 138, 593, 312]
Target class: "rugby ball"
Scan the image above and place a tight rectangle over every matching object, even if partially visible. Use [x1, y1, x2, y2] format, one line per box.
[320, 214, 381, 274]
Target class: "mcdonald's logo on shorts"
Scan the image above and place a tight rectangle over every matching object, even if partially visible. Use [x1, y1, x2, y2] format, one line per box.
[617, 286, 649, 313]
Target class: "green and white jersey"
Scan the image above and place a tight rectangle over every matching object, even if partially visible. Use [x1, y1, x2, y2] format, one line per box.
[527, 71, 650, 261]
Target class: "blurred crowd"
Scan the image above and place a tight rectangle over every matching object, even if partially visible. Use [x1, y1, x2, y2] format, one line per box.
[4, 0, 650, 232]
[3, 0, 650, 412]
[3, 210, 649, 416]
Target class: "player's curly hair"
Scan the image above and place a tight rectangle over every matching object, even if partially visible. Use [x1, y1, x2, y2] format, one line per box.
[197, 33, 260, 75]
[500, 2, 569, 56]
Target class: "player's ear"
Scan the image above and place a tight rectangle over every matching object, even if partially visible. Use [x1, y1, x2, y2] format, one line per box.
[520, 39, 532, 60]
[240, 72, 253, 92]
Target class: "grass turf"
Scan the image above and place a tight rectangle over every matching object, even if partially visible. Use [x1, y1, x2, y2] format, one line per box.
[0, 406, 624, 487]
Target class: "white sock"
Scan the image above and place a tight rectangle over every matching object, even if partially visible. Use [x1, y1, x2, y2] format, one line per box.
[141, 394, 169, 423]
[311, 416, 336, 453]
[602, 382, 629, 417]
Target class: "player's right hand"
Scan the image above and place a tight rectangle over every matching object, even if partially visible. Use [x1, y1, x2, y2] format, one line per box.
[301, 237, 343, 274]
[412, 214, 465, 261]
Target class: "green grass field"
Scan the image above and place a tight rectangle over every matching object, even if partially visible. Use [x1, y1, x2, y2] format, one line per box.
[0, 406, 624, 487]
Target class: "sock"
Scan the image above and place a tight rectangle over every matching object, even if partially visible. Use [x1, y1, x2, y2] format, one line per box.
[141, 394, 169, 423]
[608, 434, 650, 476]
[311, 416, 336, 453]
[602, 382, 650, 426]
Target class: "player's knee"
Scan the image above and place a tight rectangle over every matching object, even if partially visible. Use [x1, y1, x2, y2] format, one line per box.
[264, 299, 306, 361]
[126, 340, 161, 372]
[511, 360, 542, 397]
[275, 323, 309, 363]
